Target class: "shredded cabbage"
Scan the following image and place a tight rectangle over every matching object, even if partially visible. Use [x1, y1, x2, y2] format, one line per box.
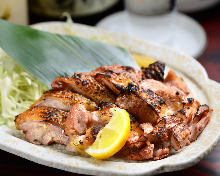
[0, 51, 48, 128]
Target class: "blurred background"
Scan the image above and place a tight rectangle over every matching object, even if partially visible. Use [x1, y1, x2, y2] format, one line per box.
[0, 0, 219, 175]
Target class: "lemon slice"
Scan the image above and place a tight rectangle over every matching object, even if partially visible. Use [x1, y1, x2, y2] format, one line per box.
[86, 108, 130, 160]
[131, 53, 155, 67]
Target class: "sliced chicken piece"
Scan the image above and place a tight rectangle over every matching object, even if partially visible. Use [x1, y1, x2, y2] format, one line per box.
[176, 98, 200, 125]
[120, 66, 143, 83]
[164, 70, 190, 95]
[20, 121, 69, 145]
[170, 123, 191, 151]
[156, 115, 182, 132]
[119, 125, 154, 160]
[82, 126, 102, 146]
[30, 89, 97, 111]
[155, 98, 199, 132]
[153, 141, 170, 160]
[51, 73, 116, 104]
[65, 103, 116, 151]
[93, 64, 144, 95]
[116, 83, 166, 125]
[154, 101, 211, 152]
[66, 125, 103, 152]
[153, 148, 170, 161]
[140, 115, 186, 159]
[140, 79, 187, 114]
[139, 123, 153, 135]
[142, 61, 165, 81]
[66, 125, 103, 153]
[125, 128, 146, 150]
[65, 104, 92, 136]
[126, 144, 154, 161]
[94, 72, 133, 95]
[140, 123, 168, 143]
[90, 64, 143, 83]
[64, 103, 115, 136]
[15, 106, 69, 145]
[190, 104, 212, 142]
[15, 106, 68, 130]
[93, 103, 115, 123]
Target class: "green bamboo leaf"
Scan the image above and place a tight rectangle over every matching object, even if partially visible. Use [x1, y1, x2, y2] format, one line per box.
[0, 19, 138, 87]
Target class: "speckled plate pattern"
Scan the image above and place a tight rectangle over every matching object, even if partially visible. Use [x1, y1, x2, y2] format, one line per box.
[0, 22, 219, 176]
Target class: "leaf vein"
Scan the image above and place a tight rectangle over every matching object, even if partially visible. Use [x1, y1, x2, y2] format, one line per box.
[53, 34, 95, 69]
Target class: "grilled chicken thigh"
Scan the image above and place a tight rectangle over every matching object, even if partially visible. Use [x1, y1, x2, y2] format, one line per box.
[51, 73, 116, 104]
[139, 79, 186, 114]
[119, 122, 154, 161]
[93, 64, 143, 95]
[15, 62, 212, 161]
[91, 64, 143, 84]
[116, 83, 166, 125]
[142, 61, 165, 81]
[65, 103, 116, 151]
[15, 106, 68, 130]
[65, 103, 114, 136]
[31, 89, 97, 111]
[94, 72, 133, 95]
[20, 121, 69, 145]
[15, 106, 69, 145]
[189, 104, 212, 142]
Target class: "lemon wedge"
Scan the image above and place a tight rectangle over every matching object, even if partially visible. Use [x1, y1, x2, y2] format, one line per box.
[131, 53, 155, 67]
[86, 108, 130, 160]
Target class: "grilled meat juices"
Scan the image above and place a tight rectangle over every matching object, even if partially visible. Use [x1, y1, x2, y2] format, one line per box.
[15, 61, 212, 161]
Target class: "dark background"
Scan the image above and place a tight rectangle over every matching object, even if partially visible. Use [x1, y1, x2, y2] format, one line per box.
[0, 1, 219, 176]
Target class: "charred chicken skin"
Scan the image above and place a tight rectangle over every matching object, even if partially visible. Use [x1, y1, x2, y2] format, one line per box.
[30, 89, 98, 111]
[15, 61, 212, 161]
[51, 73, 116, 104]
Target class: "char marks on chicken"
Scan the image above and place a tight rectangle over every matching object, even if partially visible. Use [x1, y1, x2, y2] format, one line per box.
[15, 106, 69, 145]
[14, 61, 212, 161]
[142, 61, 165, 81]
[189, 104, 212, 142]
[91, 64, 143, 84]
[94, 72, 132, 95]
[31, 89, 98, 111]
[15, 106, 68, 130]
[116, 83, 166, 125]
[139, 79, 186, 114]
[93, 64, 143, 95]
[51, 73, 116, 104]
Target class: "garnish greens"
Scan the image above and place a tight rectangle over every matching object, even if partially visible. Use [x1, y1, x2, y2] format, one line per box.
[0, 52, 47, 127]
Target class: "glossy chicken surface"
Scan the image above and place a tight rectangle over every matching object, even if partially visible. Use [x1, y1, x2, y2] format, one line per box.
[15, 106, 68, 129]
[15, 61, 212, 161]
[51, 73, 116, 104]
[30, 89, 98, 111]
[115, 83, 166, 125]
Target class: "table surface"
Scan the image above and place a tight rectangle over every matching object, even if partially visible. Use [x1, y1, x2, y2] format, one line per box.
[1, 3, 220, 176]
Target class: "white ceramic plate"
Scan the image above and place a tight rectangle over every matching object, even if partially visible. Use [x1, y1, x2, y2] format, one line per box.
[0, 22, 219, 176]
[96, 11, 207, 59]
